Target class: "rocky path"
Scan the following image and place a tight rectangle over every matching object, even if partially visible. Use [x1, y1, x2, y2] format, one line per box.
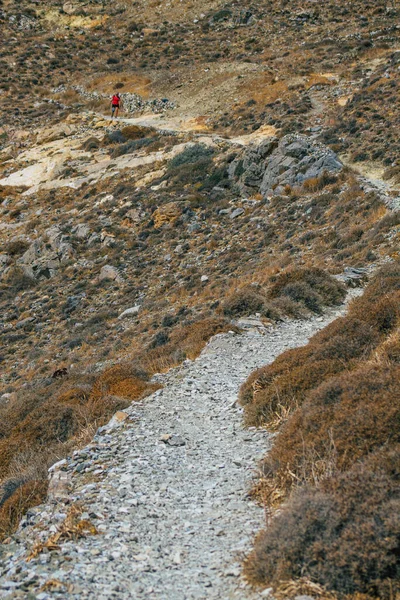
[98, 113, 277, 147]
[0, 304, 353, 600]
[340, 156, 400, 212]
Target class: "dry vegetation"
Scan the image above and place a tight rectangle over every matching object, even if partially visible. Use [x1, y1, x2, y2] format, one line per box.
[241, 262, 400, 599]
[26, 503, 98, 562]
[222, 267, 346, 320]
[0, 140, 398, 541]
[0, 316, 235, 538]
[1, 0, 400, 592]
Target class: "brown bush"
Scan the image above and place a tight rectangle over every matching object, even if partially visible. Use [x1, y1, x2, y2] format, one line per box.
[243, 261, 400, 598]
[4, 239, 30, 256]
[240, 315, 380, 428]
[376, 329, 400, 364]
[1, 266, 36, 295]
[140, 317, 235, 372]
[120, 125, 154, 140]
[269, 295, 307, 319]
[350, 291, 400, 335]
[222, 288, 279, 319]
[245, 447, 400, 598]
[90, 364, 153, 400]
[239, 346, 312, 407]
[353, 262, 400, 305]
[57, 386, 91, 406]
[260, 363, 400, 493]
[0, 403, 81, 479]
[267, 267, 346, 308]
[0, 479, 48, 540]
[0, 316, 233, 537]
[302, 172, 337, 192]
[223, 268, 345, 321]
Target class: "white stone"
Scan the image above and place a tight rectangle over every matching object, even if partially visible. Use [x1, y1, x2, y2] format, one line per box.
[118, 305, 140, 319]
[99, 265, 122, 282]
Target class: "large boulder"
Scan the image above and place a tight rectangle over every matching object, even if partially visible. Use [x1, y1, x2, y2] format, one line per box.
[229, 134, 342, 197]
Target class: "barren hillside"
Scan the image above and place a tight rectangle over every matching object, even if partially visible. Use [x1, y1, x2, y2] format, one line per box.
[0, 1, 399, 599]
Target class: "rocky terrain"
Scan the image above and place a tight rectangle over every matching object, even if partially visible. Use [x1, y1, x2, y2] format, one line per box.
[0, 302, 356, 599]
[0, 0, 399, 599]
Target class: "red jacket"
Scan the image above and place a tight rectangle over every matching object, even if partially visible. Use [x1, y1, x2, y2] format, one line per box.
[112, 95, 120, 106]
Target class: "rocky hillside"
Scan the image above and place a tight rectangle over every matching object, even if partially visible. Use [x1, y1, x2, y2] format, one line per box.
[0, 0, 399, 598]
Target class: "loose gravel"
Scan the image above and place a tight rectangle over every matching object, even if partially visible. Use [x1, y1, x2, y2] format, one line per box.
[0, 303, 353, 600]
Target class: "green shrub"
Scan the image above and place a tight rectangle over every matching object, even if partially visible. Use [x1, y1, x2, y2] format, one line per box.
[168, 144, 214, 169]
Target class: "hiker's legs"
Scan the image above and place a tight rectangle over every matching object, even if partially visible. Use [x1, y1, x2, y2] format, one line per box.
[111, 106, 115, 120]
[115, 106, 119, 118]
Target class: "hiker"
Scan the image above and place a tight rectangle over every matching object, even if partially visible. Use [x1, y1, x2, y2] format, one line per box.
[110, 93, 122, 120]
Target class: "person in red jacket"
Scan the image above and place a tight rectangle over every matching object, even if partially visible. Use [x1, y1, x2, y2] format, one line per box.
[110, 93, 122, 120]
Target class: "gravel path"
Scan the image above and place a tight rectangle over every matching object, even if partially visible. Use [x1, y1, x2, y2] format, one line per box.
[0, 305, 352, 600]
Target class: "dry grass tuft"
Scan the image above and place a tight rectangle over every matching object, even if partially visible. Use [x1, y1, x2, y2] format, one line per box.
[0, 479, 48, 540]
[272, 577, 337, 600]
[90, 364, 158, 401]
[27, 504, 97, 561]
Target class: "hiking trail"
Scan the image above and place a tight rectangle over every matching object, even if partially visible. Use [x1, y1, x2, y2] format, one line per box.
[0, 299, 357, 600]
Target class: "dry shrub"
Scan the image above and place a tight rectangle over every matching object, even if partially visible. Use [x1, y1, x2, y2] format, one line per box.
[355, 262, 400, 304]
[0, 367, 157, 535]
[239, 345, 312, 407]
[350, 291, 400, 336]
[260, 363, 400, 494]
[243, 261, 400, 598]
[245, 447, 400, 598]
[90, 364, 153, 400]
[240, 288, 392, 429]
[1, 266, 36, 295]
[140, 317, 235, 372]
[223, 268, 345, 320]
[4, 239, 30, 256]
[0, 316, 232, 538]
[120, 125, 154, 140]
[0, 403, 81, 479]
[269, 295, 307, 319]
[376, 329, 400, 364]
[240, 315, 380, 428]
[0, 479, 48, 540]
[56, 386, 90, 406]
[86, 364, 161, 422]
[222, 288, 279, 319]
[302, 172, 337, 192]
[81, 136, 100, 151]
[267, 266, 346, 309]
[273, 578, 337, 600]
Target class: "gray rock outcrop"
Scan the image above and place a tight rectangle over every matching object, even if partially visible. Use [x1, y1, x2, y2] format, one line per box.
[18, 226, 74, 279]
[229, 134, 342, 197]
